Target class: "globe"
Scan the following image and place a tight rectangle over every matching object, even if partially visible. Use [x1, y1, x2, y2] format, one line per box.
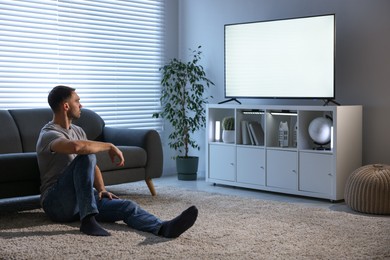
[308, 117, 332, 145]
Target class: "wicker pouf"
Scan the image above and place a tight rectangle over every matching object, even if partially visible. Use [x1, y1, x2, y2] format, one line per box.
[344, 164, 390, 215]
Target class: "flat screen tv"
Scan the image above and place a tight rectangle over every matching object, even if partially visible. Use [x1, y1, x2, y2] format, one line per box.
[224, 14, 335, 101]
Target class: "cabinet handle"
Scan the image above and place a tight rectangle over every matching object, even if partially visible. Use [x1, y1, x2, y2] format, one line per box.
[230, 163, 235, 166]
[292, 170, 297, 173]
[260, 166, 265, 170]
[328, 173, 333, 176]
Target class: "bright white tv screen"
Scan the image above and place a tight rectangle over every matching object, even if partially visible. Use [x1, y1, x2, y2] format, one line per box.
[225, 14, 335, 99]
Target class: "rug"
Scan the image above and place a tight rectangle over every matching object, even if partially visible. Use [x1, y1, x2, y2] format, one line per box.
[0, 185, 389, 260]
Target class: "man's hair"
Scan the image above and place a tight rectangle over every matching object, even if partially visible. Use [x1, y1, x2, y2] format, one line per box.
[48, 85, 76, 112]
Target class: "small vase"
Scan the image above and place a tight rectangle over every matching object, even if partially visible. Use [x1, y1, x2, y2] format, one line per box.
[222, 130, 235, 143]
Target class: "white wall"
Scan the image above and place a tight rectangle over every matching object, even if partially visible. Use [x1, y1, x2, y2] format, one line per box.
[162, 0, 390, 176]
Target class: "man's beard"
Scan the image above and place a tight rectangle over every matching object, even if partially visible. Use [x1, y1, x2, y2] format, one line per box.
[68, 110, 81, 121]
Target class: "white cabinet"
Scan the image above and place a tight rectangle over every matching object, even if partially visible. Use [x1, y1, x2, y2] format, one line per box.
[209, 144, 235, 182]
[266, 149, 297, 190]
[206, 104, 362, 201]
[299, 152, 333, 195]
[237, 146, 265, 186]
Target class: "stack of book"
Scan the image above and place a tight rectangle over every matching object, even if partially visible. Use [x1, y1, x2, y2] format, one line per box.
[241, 121, 264, 146]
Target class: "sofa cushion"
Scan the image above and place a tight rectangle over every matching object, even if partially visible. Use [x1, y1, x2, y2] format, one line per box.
[96, 146, 147, 172]
[0, 181, 41, 199]
[0, 110, 23, 154]
[0, 153, 40, 182]
[102, 168, 145, 186]
[9, 108, 52, 152]
[9, 108, 105, 152]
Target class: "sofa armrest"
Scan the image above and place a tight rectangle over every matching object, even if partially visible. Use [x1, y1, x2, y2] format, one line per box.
[102, 127, 163, 179]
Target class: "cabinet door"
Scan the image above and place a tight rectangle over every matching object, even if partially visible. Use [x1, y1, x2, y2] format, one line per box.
[237, 147, 265, 185]
[209, 145, 236, 181]
[299, 152, 333, 195]
[266, 150, 297, 190]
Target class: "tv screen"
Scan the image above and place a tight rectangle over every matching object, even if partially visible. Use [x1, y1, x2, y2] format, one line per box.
[224, 14, 335, 100]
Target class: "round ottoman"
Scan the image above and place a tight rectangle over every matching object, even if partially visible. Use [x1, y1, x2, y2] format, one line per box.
[344, 164, 390, 214]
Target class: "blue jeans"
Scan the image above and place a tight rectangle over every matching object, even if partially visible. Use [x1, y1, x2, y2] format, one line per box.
[41, 154, 163, 235]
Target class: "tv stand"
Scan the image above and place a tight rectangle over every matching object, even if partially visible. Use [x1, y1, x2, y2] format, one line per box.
[206, 104, 362, 201]
[323, 99, 340, 106]
[218, 98, 241, 104]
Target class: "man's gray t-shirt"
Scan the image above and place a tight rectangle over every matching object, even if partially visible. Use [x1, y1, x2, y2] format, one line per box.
[36, 122, 87, 202]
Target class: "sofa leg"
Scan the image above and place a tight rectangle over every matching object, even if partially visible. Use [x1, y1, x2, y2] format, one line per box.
[145, 178, 157, 196]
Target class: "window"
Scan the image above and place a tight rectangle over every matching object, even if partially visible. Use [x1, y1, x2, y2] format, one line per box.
[0, 0, 164, 129]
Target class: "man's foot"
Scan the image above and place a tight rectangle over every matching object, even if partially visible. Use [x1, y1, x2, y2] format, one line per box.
[80, 214, 111, 236]
[158, 205, 198, 238]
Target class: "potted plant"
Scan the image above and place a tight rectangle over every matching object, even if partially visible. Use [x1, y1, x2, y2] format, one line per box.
[153, 46, 214, 180]
[222, 116, 235, 143]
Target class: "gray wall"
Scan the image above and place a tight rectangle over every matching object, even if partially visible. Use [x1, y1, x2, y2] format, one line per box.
[163, 0, 390, 176]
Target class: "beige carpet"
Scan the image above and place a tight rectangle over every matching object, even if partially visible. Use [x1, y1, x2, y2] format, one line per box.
[1, 185, 389, 260]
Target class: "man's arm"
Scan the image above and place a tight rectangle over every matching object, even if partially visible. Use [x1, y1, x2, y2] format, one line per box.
[94, 165, 106, 192]
[94, 165, 118, 200]
[51, 139, 125, 166]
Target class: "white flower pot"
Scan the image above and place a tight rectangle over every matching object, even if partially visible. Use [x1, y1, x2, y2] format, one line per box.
[222, 130, 235, 143]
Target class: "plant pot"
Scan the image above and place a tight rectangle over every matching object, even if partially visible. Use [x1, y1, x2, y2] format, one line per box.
[176, 156, 199, 180]
[222, 130, 235, 143]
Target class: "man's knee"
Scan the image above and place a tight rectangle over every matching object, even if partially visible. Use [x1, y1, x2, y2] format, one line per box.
[72, 155, 97, 179]
[74, 154, 96, 166]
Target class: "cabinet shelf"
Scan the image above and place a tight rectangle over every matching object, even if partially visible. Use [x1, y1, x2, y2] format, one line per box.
[299, 149, 333, 154]
[206, 104, 362, 201]
[266, 147, 298, 152]
[236, 144, 265, 149]
[208, 141, 235, 146]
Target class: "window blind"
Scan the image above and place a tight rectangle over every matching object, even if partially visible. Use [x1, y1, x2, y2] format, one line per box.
[0, 0, 164, 129]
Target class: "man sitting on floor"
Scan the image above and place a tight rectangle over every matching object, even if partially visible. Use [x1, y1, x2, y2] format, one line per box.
[36, 85, 198, 237]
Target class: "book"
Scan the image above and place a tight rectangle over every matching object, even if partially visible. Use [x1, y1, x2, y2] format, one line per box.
[248, 121, 264, 146]
[241, 121, 251, 145]
[247, 122, 255, 145]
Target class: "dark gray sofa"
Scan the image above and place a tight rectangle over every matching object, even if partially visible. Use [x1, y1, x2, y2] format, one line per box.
[0, 108, 163, 211]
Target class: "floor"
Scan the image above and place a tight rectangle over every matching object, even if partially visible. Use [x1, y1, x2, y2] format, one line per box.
[0, 175, 353, 214]
[153, 175, 355, 214]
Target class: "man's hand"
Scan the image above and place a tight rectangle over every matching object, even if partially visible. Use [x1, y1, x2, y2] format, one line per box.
[98, 190, 119, 200]
[109, 145, 125, 167]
